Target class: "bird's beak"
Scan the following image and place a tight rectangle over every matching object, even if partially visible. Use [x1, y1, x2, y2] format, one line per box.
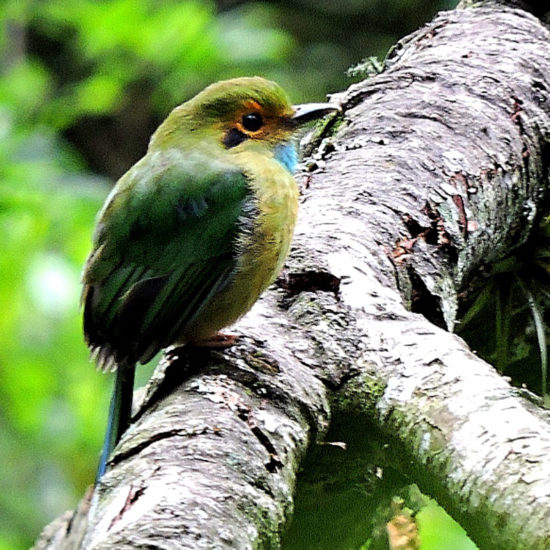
[291, 102, 341, 125]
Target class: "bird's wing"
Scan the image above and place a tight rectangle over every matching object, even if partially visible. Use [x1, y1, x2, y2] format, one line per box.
[82, 149, 253, 369]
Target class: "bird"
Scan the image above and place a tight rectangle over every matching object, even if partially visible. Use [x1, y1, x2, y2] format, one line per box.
[81, 76, 339, 480]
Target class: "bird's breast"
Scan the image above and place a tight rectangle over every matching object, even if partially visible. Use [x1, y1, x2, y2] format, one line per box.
[232, 152, 299, 307]
[184, 152, 298, 343]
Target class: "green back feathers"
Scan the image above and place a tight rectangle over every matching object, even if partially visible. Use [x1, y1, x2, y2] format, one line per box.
[83, 149, 253, 369]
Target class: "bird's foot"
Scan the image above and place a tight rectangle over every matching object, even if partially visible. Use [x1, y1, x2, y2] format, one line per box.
[191, 332, 239, 349]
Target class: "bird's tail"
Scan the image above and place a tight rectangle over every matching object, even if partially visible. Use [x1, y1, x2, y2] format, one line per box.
[96, 365, 136, 483]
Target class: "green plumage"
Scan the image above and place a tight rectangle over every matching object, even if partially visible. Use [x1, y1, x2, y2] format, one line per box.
[83, 76, 338, 479]
[83, 148, 252, 368]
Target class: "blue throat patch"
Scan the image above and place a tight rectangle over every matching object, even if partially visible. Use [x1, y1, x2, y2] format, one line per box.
[274, 142, 298, 173]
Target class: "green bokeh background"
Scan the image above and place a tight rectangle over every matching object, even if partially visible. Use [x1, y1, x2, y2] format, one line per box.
[0, 1, 482, 548]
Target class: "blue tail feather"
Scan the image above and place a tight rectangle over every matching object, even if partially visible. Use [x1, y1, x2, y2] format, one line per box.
[96, 366, 136, 482]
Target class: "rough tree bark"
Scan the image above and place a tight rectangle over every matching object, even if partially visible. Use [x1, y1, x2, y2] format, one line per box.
[34, 1, 550, 549]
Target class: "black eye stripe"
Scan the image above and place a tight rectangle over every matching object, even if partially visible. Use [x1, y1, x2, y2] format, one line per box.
[223, 127, 247, 149]
[242, 113, 263, 132]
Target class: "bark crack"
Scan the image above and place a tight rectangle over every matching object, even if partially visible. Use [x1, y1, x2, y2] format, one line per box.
[110, 427, 218, 468]
[108, 484, 146, 530]
[276, 270, 341, 298]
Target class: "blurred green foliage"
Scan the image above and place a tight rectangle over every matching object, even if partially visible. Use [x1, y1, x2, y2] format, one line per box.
[417, 499, 478, 550]
[0, 0, 462, 548]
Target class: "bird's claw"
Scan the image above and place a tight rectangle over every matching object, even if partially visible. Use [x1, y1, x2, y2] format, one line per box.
[191, 332, 239, 349]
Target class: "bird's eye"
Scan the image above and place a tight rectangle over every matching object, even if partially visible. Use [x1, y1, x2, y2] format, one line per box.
[242, 113, 263, 132]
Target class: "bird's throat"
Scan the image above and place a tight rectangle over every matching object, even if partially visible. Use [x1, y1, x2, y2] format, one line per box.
[274, 142, 298, 173]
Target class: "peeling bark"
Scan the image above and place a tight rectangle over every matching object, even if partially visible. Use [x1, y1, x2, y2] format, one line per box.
[33, 2, 550, 550]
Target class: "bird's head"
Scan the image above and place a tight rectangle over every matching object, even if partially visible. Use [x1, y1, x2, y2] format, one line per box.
[150, 77, 339, 166]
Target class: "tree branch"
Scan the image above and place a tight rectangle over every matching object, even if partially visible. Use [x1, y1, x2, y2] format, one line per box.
[33, 2, 550, 550]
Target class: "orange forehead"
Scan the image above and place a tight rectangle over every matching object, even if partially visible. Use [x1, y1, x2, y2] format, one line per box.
[243, 100, 262, 111]
[237, 99, 293, 122]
